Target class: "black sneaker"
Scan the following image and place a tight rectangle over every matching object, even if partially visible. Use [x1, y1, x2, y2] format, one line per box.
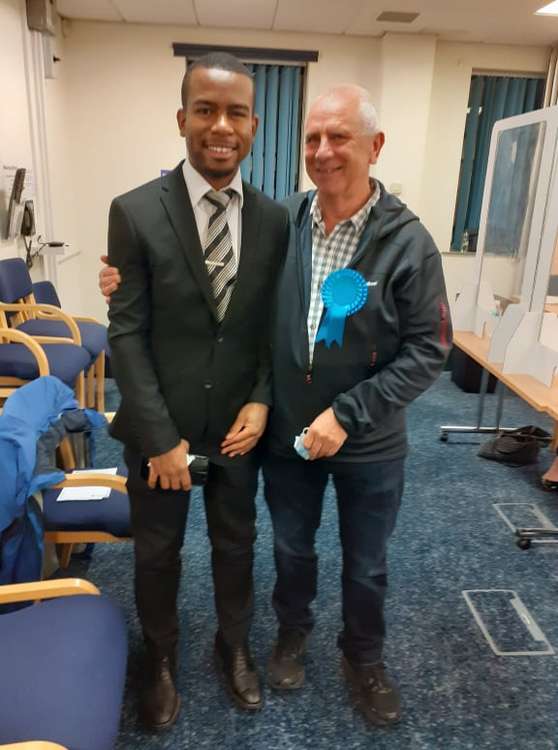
[342, 658, 401, 726]
[267, 630, 307, 690]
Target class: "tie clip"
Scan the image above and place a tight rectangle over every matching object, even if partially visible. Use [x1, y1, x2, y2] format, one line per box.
[205, 260, 225, 267]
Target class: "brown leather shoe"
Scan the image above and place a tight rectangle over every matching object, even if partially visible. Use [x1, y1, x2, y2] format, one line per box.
[268, 630, 307, 690]
[342, 658, 401, 727]
[214, 633, 263, 710]
[139, 654, 181, 731]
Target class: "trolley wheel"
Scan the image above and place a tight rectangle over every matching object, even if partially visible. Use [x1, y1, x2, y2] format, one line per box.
[516, 538, 531, 550]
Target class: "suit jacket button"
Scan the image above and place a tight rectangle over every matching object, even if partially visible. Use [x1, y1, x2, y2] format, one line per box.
[204, 382, 213, 389]
[217, 336, 224, 344]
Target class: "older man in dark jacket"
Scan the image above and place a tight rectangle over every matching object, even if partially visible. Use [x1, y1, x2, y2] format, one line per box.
[264, 85, 452, 727]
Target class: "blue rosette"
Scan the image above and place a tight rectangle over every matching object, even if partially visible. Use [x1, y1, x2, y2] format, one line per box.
[315, 269, 368, 348]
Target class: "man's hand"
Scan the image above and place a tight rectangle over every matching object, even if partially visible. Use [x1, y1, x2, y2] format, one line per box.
[99, 254, 121, 303]
[220, 403, 269, 457]
[148, 438, 191, 491]
[303, 407, 348, 460]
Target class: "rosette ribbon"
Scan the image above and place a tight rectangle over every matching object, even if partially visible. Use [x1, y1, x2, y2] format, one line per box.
[315, 269, 368, 348]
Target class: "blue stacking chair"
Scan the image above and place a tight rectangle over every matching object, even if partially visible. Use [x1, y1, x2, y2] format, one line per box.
[0, 258, 107, 411]
[0, 577, 127, 750]
[0, 742, 66, 749]
[0, 376, 128, 749]
[42, 429, 131, 569]
[0, 375, 130, 573]
[30, 280, 63, 308]
[0, 325, 90, 407]
[32, 280, 112, 380]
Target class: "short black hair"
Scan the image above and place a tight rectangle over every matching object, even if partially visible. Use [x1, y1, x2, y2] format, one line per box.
[180, 52, 254, 108]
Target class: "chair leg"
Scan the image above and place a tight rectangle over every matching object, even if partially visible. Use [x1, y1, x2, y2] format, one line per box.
[86, 364, 95, 408]
[58, 436, 76, 470]
[75, 371, 85, 407]
[95, 350, 105, 413]
[56, 543, 74, 569]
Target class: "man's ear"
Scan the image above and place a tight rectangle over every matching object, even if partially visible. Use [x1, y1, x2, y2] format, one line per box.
[370, 131, 385, 165]
[177, 108, 187, 137]
[251, 113, 260, 139]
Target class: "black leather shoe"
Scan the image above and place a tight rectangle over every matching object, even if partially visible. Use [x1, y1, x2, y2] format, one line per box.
[342, 658, 401, 727]
[268, 630, 307, 690]
[139, 655, 181, 731]
[214, 633, 262, 710]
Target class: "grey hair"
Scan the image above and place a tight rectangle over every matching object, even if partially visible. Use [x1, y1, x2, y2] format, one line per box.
[317, 84, 380, 135]
[358, 98, 380, 135]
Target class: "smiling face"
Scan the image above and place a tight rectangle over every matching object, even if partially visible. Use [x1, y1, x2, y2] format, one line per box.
[177, 66, 258, 189]
[304, 90, 384, 200]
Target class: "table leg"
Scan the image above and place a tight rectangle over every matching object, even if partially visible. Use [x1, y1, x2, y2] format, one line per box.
[440, 368, 517, 442]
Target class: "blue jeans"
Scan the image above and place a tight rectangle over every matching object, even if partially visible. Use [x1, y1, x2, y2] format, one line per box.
[263, 454, 404, 666]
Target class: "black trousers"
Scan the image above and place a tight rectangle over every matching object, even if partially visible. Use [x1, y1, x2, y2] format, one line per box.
[124, 448, 258, 657]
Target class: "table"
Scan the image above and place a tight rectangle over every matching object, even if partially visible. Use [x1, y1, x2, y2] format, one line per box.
[441, 331, 558, 445]
[443, 331, 558, 549]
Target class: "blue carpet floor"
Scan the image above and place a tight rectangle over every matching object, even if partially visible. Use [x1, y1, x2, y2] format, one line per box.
[89, 374, 558, 749]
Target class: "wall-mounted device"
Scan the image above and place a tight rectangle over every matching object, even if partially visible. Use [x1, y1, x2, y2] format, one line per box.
[21, 200, 36, 237]
[24, 233, 68, 269]
[16, 197, 67, 268]
[3, 167, 26, 240]
[26, 0, 56, 35]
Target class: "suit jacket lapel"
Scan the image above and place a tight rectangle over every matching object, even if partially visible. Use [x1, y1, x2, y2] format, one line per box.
[160, 163, 218, 319]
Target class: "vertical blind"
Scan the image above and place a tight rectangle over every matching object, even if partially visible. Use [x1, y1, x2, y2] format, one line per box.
[240, 64, 304, 200]
[451, 75, 545, 251]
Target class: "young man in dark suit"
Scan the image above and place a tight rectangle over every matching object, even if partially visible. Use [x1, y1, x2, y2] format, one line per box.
[106, 53, 288, 730]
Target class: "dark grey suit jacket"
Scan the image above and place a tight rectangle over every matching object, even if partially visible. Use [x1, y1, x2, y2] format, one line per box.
[107, 162, 289, 459]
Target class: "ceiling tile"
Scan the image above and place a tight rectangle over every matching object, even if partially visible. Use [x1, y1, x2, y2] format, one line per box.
[114, 0, 198, 25]
[55, 0, 558, 46]
[274, 0, 367, 34]
[345, 0, 558, 44]
[194, 0, 277, 29]
[56, 0, 123, 21]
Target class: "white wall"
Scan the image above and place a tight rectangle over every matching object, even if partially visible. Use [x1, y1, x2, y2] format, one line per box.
[43, 14, 85, 311]
[0, 0, 34, 264]
[378, 33, 437, 212]
[0, 0, 71, 286]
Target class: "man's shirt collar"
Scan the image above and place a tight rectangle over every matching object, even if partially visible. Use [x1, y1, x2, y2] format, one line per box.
[182, 158, 244, 209]
[311, 179, 380, 235]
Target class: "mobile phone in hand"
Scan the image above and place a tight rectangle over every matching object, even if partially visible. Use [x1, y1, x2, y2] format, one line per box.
[140, 454, 209, 488]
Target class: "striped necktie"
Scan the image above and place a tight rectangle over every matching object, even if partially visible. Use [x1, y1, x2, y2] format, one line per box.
[203, 189, 236, 322]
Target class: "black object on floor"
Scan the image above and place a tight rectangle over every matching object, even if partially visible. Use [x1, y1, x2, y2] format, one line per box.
[450, 347, 497, 393]
[478, 432, 540, 466]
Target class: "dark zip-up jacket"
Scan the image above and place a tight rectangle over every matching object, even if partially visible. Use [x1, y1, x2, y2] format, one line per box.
[268, 182, 452, 462]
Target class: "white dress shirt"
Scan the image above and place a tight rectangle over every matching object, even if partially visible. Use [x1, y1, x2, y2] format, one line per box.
[182, 158, 244, 265]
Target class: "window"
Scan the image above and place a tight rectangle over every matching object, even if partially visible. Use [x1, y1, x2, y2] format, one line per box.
[451, 74, 545, 253]
[240, 63, 304, 200]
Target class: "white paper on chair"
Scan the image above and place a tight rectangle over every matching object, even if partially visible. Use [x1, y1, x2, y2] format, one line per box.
[56, 467, 118, 502]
